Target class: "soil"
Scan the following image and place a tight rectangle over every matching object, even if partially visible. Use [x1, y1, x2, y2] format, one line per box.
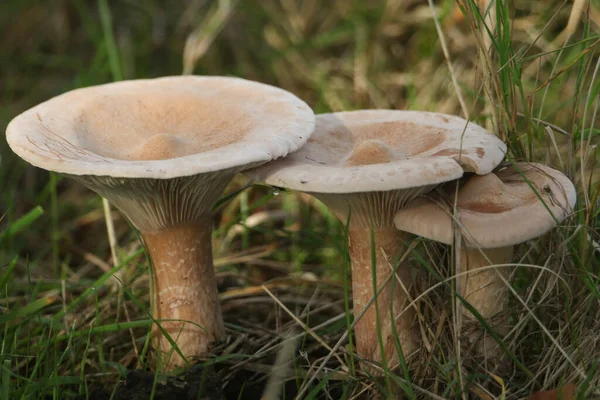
[78, 366, 226, 400]
[76, 362, 347, 400]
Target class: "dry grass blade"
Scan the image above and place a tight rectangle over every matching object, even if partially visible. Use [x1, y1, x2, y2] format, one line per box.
[221, 210, 290, 250]
[214, 244, 278, 267]
[554, 0, 587, 46]
[260, 332, 300, 400]
[182, 0, 237, 74]
[102, 199, 119, 270]
[427, 0, 469, 118]
[262, 285, 348, 371]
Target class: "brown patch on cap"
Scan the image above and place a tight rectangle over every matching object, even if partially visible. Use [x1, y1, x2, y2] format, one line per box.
[127, 134, 191, 161]
[457, 200, 511, 213]
[304, 120, 453, 167]
[352, 121, 446, 155]
[455, 172, 535, 213]
[430, 147, 485, 159]
[80, 91, 254, 161]
[344, 140, 395, 166]
[430, 148, 462, 158]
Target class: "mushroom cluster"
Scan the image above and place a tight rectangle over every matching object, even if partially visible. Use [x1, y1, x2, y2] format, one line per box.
[6, 76, 576, 375]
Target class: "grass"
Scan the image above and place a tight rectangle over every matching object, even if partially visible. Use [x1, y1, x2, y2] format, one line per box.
[1, 0, 599, 398]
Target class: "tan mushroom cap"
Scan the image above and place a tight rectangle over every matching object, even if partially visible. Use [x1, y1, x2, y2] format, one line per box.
[247, 110, 507, 193]
[6, 76, 315, 179]
[394, 162, 577, 248]
[6, 76, 315, 233]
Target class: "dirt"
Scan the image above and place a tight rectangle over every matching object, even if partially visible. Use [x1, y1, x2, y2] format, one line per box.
[75, 362, 347, 400]
[78, 365, 226, 400]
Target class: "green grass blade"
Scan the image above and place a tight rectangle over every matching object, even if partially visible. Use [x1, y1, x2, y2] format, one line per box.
[0, 296, 59, 326]
[97, 0, 122, 81]
[0, 206, 43, 242]
[1, 360, 10, 400]
[0, 256, 18, 292]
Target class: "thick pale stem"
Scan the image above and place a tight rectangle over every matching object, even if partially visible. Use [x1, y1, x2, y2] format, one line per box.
[347, 226, 417, 369]
[460, 246, 513, 327]
[460, 246, 513, 364]
[142, 216, 224, 370]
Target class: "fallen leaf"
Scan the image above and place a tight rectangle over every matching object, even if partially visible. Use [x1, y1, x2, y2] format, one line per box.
[527, 384, 576, 400]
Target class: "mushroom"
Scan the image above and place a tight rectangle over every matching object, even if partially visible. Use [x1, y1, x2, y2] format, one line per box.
[6, 76, 315, 370]
[246, 110, 506, 370]
[394, 162, 576, 340]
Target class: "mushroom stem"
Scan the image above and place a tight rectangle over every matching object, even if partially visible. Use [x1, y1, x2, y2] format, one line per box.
[142, 216, 224, 371]
[460, 245, 512, 330]
[459, 246, 513, 364]
[347, 226, 417, 369]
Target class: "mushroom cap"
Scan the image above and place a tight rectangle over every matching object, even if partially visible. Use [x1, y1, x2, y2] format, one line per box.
[6, 76, 315, 179]
[246, 110, 507, 194]
[394, 162, 577, 248]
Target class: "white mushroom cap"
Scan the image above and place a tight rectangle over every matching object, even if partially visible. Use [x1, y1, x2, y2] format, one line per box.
[6, 76, 315, 179]
[6, 76, 315, 232]
[394, 162, 577, 248]
[247, 110, 506, 227]
[247, 110, 506, 194]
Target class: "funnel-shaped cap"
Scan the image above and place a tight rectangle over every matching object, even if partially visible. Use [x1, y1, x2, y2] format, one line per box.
[6, 76, 316, 231]
[394, 163, 577, 248]
[248, 110, 506, 194]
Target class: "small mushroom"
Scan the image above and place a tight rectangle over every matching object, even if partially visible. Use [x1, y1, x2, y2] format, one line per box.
[6, 76, 315, 370]
[394, 163, 576, 337]
[247, 110, 506, 369]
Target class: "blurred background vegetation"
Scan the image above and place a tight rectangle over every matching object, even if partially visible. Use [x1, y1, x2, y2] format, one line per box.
[1, 0, 599, 399]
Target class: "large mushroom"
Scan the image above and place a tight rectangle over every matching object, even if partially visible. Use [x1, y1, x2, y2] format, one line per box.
[394, 162, 576, 341]
[6, 76, 315, 370]
[246, 110, 506, 370]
